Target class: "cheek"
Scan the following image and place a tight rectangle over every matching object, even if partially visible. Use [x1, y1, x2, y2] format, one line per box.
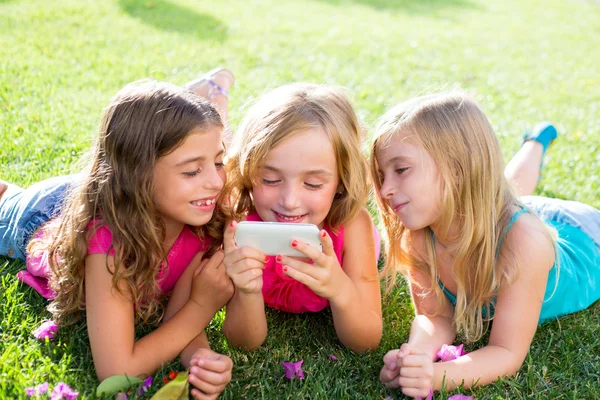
[251, 184, 277, 206]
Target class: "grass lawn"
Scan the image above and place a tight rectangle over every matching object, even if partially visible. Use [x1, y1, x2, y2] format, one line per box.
[1, 0, 599, 398]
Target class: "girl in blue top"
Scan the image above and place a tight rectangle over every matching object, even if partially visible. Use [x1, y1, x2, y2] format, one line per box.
[372, 92, 600, 397]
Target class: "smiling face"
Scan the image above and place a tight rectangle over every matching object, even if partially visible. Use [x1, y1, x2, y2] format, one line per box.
[251, 127, 339, 228]
[153, 125, 226, 237]
[376, 130, 444, 231]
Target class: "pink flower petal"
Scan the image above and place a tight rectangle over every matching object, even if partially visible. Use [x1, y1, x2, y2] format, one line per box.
[116, 393, 128, 400]
[32, 320, 58, 340]
[328, 354, 338, 361]
[25, 382, 49, 396]
[50, 382, 78, 400]
[448, 395, 473, 400]
[436, 344, 467, 362]
[280, 359, 304, 380]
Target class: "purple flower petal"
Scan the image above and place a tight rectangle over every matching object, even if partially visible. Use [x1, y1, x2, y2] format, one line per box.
[25, 382, 49, 396]
[280, 359, 304, 380]
[50, 382, 79, 400]
[32, 320, 58, 340]
[328, 354, 338, 361]
[138, 376, 153, 394]
[448, 395, 473, 400]
[436, 344, 467, 362]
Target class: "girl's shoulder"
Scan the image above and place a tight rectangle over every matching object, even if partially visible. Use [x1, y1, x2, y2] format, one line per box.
[498, 209, 555, 273]
[86, 220, 113, 255]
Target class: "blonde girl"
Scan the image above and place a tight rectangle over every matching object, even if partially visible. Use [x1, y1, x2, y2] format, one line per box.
[372, 93, 600, 397]
[220, 84, 383, 352]
[1, 80, 234, 399]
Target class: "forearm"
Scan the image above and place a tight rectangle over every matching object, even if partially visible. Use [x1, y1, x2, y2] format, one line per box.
[180, 332, 211, 368]
[432, 345, 524, 391]
[222, 289, 267, 350]
[330, 281, 382, 352]
[407, 315, 456, 361]
[95, 301, 213, 381]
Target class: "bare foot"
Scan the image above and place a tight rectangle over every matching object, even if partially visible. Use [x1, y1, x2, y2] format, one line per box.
[0, 181, 8, 203]
[185, 68, 234, 147]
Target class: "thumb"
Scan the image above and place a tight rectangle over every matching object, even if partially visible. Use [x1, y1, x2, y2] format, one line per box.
[224, 221, 238, 252]
[398, 343, 413, 358]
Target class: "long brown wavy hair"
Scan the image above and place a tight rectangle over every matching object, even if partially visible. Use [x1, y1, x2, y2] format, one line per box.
[29, 80, 225, 325]
[370, 92, 557, 342]
[224, 83, 370, 231]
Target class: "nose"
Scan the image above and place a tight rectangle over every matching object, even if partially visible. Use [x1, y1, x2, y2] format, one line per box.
[379, 176, 396, 200]
[205, 165, 225, 191]
[280, 183, 301, 211]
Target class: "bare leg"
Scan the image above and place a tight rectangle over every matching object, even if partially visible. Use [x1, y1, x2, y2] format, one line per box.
[504, 141, 544, 196]
[185, 69, 234, 149]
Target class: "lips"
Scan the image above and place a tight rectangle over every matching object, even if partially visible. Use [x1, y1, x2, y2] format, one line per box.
[392, 202, 408, 213]
[273, 210, 307, 223]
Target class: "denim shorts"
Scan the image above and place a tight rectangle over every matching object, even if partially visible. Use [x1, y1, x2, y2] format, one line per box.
[0, 174, 81, 261]
[521, 195, 600, 249]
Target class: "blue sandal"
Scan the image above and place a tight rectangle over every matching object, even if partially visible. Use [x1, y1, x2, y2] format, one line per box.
[522, 121, 558, 157]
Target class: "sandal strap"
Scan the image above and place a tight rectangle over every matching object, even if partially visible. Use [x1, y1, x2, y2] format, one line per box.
[208, 79, 229, 99]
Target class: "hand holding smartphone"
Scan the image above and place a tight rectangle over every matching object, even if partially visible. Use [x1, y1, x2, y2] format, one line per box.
[234, 221, 322, 257]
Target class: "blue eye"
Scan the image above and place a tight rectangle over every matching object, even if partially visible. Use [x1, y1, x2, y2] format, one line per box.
[395, 167, 409, 175]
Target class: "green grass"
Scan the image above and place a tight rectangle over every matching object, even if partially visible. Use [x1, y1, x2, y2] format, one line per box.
[1, 0, 599, 398]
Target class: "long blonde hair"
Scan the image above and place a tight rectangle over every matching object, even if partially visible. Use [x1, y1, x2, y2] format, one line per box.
[371, 92, 556, 342]
[225, 83, 369, 230]
[30, 81, 225, 325]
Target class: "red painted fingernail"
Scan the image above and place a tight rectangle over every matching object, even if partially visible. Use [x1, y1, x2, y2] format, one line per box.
[291, 240, 298, 247]
[265, 255, 270, 262]
[321, 230, 326, 237]
[276, 255, 282, 262]
[283, 266, 288, 272]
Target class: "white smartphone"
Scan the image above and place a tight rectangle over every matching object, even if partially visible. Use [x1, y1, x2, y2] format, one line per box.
[235, 221, 322, 257]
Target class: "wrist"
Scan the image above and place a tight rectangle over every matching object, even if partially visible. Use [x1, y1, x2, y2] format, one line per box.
[328, 274, 353, 309]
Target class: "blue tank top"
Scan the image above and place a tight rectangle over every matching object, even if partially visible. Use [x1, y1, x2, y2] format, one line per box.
[434, 206, 600, 324]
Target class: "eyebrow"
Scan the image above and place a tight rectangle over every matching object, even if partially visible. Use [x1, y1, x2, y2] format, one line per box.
[384, 155, 412, 167]
[262, 165, 333, 177]
[175, 149, 224, 167]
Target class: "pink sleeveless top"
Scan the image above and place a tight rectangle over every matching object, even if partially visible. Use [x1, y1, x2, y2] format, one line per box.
[245, 211, 345, 314]
[18, 220, 211, 300]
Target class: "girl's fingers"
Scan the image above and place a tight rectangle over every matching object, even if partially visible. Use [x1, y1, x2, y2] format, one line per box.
[398, 366, 423, 379]
[203, 250, 225, 270]
[398, 376, 424, 388]
[289, 238, 323, 262]
[381, 375, 401, 389]
[279, 257, 321, 279]
[401, 386, 431, 399]
[379, 366, 400, 384]
[189, 371, 227, 394]
[195, 357, 233, 374]
[227, 258, 266, 275]
[318, 229, 335, 257]
[397, 354, 426, 368]
[383, 349, 401, 370]
[190, 387, 218, 400]
[226, 246, 268, 265]
[282, 264, 319, 288]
